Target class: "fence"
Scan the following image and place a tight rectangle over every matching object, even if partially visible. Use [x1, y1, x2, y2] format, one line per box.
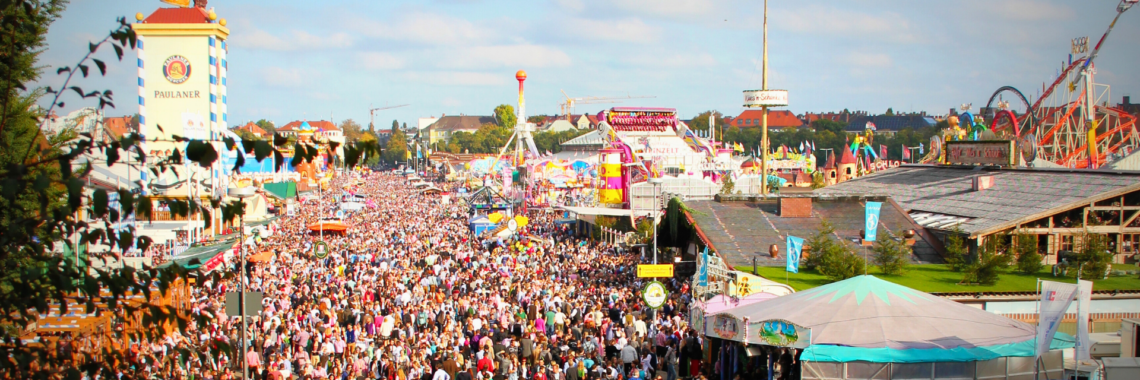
[630, 177, 719, 212]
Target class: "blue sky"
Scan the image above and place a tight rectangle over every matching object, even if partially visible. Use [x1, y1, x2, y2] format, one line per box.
[35, 0, 1140, 127]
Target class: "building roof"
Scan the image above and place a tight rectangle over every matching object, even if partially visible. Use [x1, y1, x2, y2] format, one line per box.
[815, 165, 1140, 237]
[143, 7, 211, 24]
[103, 116, 133, 140]
[728, 110, 804, 129]
[839, 147, 857, 164]
[823, 151, 837, 170]
[234, 122, 268, 137]
[279, 120, 338, 132]
[560, 130, 606, 148]
[429, 116, 495, 132]
[685, 197, 942, 269]
[846, 114, 936, 132]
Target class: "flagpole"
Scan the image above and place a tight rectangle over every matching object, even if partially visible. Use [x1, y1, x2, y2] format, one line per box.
[759, 0, 769, 196]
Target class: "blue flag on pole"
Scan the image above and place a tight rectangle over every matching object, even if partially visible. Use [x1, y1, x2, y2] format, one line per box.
[698, 246, 709, 287]
[786, 235, 804, 273]
[865, 201, 882, 242]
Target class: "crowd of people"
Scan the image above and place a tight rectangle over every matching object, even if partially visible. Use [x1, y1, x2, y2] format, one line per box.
[95, 170, 730, 380]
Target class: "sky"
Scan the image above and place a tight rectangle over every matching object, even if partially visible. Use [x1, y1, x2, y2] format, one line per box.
[34, 0, 1140, 128]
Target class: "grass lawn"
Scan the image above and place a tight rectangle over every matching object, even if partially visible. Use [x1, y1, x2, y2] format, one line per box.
[749, 263, 1140, 293]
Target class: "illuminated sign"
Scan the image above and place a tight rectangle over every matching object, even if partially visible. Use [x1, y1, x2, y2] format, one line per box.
[945, 140, 1017, 166]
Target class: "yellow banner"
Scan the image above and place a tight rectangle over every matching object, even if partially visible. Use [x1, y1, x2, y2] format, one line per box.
[637, 264, 674, 278]
[161, 0, 191, 7]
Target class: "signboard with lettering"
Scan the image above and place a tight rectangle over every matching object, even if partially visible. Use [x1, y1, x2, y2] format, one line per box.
[945, 140, 1017, 167]
[637, 264, 675, 278]
[743, 89, 789, 107]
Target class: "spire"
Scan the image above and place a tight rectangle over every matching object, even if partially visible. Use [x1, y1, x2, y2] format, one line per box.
[824, 151, 837, 169]
[840, 147, 858, 165]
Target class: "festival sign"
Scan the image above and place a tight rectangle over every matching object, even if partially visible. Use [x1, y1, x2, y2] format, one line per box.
[690, 304, 705, 334]
[945, 140, 1018, 167]
[313, 240, 330, 259]
[642, 281, 668, 309]
[637, 264, 674, 278]
[743, 89, 789, 107]
[710, 314, 742, 340]
[754, 319, 811, 349]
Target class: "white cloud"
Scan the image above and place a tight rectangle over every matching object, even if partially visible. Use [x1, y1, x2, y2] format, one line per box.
[562, 18, 662, 43]
[845, 52, 892, 68]
[772, 5, 920, 44]
[622, 52, 717, 68]
[347, 11, 496, 46]
[435, 45, 572, 69]
[259, 67, 312, 88]
[231, 23, 354, 51]
[403, 71, 508, 86]
[358, 52, 405, 70]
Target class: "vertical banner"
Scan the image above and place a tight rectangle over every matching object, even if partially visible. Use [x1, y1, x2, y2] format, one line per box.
[1075, 280, 1093, 360]
[786, 236, 804, 273]
[1036, 280, 1079, 357]
[697, 246, 709, 287]
[864, 202, 882, 242]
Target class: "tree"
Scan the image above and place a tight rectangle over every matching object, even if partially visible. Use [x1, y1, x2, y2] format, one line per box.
[810, 119, 846, 135]
[494, 104, 516, 130]
[943, 227, 968, 272]
[236, 129, 258, 141]
[383, 126, 408, 164]
[339, 119, 364, 142]
[871, 232, 910, 275]
[885, 108, 895, 116]
[1075, 231, 1113, 280]
[719, 174, 735, 195]
[687, 110, 731, 133]
[963, 234, 1011, 285]
[391, 119, 399, 133]
[1013, 230, 1045, 275]
[803, 219, 865, 281]
[810, 172, 825, 189]
[255, 118, 275, 135]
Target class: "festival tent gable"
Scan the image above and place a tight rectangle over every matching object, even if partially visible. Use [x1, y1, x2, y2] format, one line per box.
[709, 275, 1074, 364]
[703, 292, 778, 315]
[263, 181, 297, 199]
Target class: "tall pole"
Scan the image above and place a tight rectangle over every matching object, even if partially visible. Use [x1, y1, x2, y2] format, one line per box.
[239, 211, 247, 380]
[759, 0, 770, 196]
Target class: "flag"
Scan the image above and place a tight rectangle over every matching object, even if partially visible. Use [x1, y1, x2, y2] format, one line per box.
[786, 235, 804, 273]
[1037, 280, 1079, 357]
[864, 202, 882, 242]
[902, 145, 911, 160]
[697, 247, 709, 287]
[919, 143, 924, 155]
[1076, 280, 1093, 360]
[799, 141, 805, 153]
[880, 144, 887, 159]
[406, 150, 411, 159]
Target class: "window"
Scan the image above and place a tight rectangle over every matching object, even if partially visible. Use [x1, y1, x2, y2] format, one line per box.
[845, 167, 852, 175]
[1124, 234, 1140, 254]
[1058, 235, 1074, 252]
[753, 118, 759, 125]
[830, 170, 836, 179]
[745, 119, 751, 125]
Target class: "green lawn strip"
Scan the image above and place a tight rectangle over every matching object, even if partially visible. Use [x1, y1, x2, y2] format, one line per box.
[749, 264, 1140, 293]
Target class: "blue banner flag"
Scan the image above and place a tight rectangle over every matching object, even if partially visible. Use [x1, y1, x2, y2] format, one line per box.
[786, 235, 804, 273]
[865, 201, 882, 242]
[698, 246, 709, 286]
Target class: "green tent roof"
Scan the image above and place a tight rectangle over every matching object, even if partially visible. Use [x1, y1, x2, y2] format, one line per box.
[263, 181, 297, 199]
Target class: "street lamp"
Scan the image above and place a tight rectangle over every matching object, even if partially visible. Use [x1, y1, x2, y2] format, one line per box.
[227, 186, 257, 380]
[649, 177, 664, 264]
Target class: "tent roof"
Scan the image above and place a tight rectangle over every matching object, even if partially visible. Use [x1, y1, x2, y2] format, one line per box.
[263, 181, 297, 199]
[714, 275, 1065, 361]
[161, 240, 236, 269]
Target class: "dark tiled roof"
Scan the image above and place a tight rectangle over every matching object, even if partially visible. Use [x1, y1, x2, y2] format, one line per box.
[845, 115, 936, 132]
[686, 197, 941, 269]
[143, 7, 210, 24]
[430, 116, 495, 132]
[816, 165, 1140, 236]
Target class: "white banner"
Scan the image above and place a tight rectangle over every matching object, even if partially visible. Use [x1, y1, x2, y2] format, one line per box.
[743, 89, 789, 107]
[1036, 280, 1079, 357]
[1075, 280, 1093, 360]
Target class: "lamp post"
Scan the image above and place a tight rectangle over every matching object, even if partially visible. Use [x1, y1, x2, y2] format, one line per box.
[649, 177, 663, 264]
[759, 0, 770, 196]
[228, 186, 257, 380]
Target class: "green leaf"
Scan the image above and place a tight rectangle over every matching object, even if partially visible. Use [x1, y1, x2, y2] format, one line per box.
[106, 144, 120, 166]
[223, 136, 236, 151]
[274, 150, 285, 172]
[93, 190, 108, 218]
[118, 189, 135, 216]
[290, 143, 304, 168]
[93, 59, 106, 76]
[137, 196, 153, 221]
[185, 140, 219, 168]
[273, 133, 288, 147]
[118, 230, 134, 252]
[56, 67, 70, 75]
[68, 178, 84, 210]
[233, 150, 245, 173]
[77, 64, 89, 77]
[253, 141, 272, 162]
[113, 43, 124, 60]
[89, 42, 98, 53]
[136, 236, 153, 253]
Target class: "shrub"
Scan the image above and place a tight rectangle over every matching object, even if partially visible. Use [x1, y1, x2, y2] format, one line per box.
[1014, 230, 1045, 275]
[943, 227, 969, 272]
[872, 232, 910, 275]
[803, 219, 865, 280]
[963, 235, 1011, 285]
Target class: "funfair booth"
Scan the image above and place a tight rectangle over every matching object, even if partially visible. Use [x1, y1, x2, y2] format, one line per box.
[704, 276, 1072, 380]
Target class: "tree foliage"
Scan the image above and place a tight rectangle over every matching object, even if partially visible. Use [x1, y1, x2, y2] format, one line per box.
[494, 104, 516, 130]
[943, 227, 968, 272]
[0, 9, 380, 377]
[871, 232, 910, 275]
[383, 126, 408, 164]
[963, 235, 1011, 285]
[1013, 229, 1045, 275]
[255, 119, 275, 135]
[1075, 231, 1113, 280]
[803, 219, 865, 281]
[686, 110, 731, 133]
[339, 118, 364, 143]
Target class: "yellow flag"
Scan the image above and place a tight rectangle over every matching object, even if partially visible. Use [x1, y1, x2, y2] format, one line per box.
[406, 150, 411, 159]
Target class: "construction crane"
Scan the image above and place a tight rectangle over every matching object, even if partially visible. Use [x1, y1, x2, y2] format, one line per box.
[368, 103, 410, 132]
[559, 90, 655, 122]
